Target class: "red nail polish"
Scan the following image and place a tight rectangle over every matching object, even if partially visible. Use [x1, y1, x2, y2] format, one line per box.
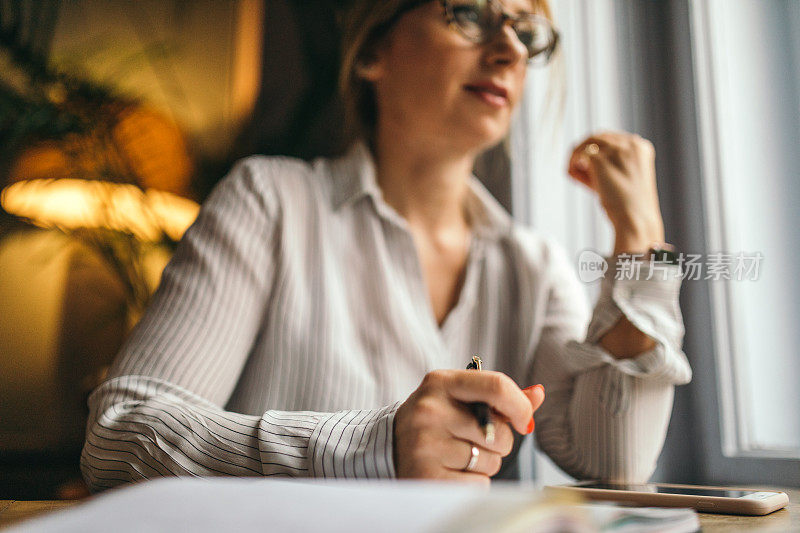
[526, 417, 535, 434]
[524, 384, 545, 394]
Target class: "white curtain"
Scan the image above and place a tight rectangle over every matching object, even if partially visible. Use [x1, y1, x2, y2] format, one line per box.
[690, 0, 800, 460]
[510, 0, 630, 485]
[510, 0, 623, 269]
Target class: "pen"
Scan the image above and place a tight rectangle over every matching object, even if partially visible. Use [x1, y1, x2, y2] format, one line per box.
[466, 355, 495, 445]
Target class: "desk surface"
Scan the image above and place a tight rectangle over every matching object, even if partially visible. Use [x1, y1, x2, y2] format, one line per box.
[0, 500, 77, 529]
[1, 488, 797, 531]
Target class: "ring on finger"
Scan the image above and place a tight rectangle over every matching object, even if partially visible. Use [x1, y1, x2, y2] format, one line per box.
[584, 143, 600, 156]
[464, 445, 479, 472]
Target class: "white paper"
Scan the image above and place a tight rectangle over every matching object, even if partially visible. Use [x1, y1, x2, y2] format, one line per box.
[7, 477, 698, 533]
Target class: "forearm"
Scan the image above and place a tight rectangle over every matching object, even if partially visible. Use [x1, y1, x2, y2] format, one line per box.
[600, 316, 657, 359]
[81, 376, 399, 492]
[81, 377, 284, 491]
[602, 217, 665, 359]
[527, 230, 692, 482]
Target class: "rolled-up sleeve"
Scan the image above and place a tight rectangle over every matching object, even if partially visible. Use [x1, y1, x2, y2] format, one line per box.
[529, 243, 692, 483]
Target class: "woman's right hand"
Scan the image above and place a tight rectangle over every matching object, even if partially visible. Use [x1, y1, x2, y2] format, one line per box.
[393, 369, 545, 483]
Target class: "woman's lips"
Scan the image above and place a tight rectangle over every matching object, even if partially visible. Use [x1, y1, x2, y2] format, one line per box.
[464, 86, 509, 108]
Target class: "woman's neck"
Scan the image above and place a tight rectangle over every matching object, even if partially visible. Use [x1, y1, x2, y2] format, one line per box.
[371, 132, 477, 235]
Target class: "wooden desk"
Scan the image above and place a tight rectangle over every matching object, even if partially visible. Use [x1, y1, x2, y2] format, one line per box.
[0, 500, 78, 529]
[1, 488, 797, 531]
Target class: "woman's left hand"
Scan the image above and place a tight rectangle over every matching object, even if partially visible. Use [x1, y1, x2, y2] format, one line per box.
[567, 131, 665, 254]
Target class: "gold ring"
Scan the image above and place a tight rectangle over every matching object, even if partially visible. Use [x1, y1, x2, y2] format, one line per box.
[584, 143, 600, 155]
[464, 445, 479, 472]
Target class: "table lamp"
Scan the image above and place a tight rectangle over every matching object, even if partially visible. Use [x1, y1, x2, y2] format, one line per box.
[1, 178, 198, 243]
[0, 6, 200, 497]
[0, 104, 201, 483]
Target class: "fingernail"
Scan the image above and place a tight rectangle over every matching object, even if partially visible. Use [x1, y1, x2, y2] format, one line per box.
[524, 384, 545, 394]
[526, 417, 535, 434]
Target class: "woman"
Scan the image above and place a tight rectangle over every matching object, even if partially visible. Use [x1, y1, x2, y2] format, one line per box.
[81, 0, 691, 490]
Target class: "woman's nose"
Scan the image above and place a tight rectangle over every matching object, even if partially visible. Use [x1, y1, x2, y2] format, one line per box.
[483, 24, 528, 67]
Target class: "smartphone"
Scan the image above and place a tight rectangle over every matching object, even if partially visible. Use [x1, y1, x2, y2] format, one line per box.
[547, 481, 789, 515]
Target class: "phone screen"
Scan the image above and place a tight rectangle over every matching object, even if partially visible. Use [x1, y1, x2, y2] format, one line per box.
[579, 483, 757, 498]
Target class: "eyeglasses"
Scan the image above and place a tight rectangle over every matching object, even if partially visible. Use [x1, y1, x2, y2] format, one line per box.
[442, 0, 559, 65]
[385, 0, 560, 66]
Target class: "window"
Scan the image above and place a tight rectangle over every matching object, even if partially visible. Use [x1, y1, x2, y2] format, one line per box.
[514, 0, 800, 486]
[691, 0, 800, 459]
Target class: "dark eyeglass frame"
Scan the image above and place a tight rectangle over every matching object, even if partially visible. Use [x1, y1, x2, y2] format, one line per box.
[375, 0, 560, 66]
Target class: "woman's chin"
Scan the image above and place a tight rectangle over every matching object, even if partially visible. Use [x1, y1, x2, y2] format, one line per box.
[467, 116, 510, 145]
[463, 125, 509, 152]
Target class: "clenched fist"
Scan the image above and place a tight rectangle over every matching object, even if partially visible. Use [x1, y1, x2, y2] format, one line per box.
[567, 131, 666, 254]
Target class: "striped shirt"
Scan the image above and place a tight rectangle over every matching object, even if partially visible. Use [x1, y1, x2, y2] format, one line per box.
[80, 141, 692, 491]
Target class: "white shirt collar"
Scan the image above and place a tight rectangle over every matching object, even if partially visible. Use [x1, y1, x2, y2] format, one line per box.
[327, 140, 513, 240]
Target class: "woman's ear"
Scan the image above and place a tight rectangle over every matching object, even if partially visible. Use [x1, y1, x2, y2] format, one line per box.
[355, 57, 385, 82]
[354, 39, 389, 82]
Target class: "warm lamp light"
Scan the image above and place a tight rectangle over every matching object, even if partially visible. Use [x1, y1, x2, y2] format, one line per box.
[1, 179, 199, 242]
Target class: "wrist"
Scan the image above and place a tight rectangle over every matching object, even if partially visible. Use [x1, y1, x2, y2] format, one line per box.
[612, 217, 665, 255]
[613, 238, 660, 256]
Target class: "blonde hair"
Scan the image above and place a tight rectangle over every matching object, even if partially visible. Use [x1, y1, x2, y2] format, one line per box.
[338, 0, 558, 143]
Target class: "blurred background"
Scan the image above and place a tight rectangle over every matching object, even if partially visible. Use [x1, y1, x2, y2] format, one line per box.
[0, 0, 798, 499]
